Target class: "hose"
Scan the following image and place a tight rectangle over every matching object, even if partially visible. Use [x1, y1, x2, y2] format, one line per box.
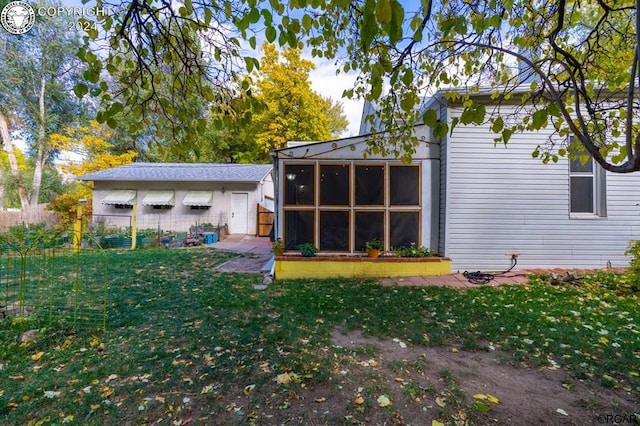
[463, 257, 518, 285]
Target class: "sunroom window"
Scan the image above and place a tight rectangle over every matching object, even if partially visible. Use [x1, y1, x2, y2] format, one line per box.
[282, 162, 422, 253]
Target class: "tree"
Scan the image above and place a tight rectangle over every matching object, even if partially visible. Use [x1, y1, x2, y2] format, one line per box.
[48, 121, 137, 225]
[195, 45, 348, 163]
[86, 1, 640, 172]
[0, 3, 82, 211]
[251, 43, 348, 156]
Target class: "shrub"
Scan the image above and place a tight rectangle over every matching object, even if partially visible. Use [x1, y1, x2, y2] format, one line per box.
[623, 240, 640, 292]
[391, 243, 432, 258]
[298, 242, 318, 257]
[365, 239, 384, 251]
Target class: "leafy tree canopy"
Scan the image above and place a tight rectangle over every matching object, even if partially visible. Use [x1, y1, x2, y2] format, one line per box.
[194, 43, 348, 163]
[251, 43, 348, 156]
[48, 121, 138, 224]
[86, 0, 640, 172]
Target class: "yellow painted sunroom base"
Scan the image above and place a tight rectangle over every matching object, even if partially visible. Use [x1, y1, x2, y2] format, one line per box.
[275, 256, 451, 279]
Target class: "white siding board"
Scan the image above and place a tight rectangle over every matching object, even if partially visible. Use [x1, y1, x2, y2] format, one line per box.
[444, 106, 640, 271]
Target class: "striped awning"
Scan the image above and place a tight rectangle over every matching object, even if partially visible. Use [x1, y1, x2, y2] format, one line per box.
[183, 190, 213, 207]
[142, 190, 175, 206]
[102, 189, 136, 205]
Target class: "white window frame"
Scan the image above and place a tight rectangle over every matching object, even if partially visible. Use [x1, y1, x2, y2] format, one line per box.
[568, 145, 606, 219]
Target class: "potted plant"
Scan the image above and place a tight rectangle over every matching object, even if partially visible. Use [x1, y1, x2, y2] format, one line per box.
[365, 238, 384, 258]
[298, 242, 318, 257]
[272, 238, 285, 256]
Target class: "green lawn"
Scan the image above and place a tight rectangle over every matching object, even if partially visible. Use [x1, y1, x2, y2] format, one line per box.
[0, 249, 638, 425]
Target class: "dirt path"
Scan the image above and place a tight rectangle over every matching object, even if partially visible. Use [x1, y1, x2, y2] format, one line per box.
[321, 330, 638, 425]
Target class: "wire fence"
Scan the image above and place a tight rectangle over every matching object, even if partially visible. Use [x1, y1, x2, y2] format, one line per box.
[0, 228, 109, 334]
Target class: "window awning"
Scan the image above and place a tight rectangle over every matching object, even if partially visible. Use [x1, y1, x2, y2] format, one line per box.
[102, 189, 136, 205]
[183, 190, 213, 207]
[142, 190, 175, 206]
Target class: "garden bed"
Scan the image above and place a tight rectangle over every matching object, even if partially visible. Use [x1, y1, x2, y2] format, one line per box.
[274, 255, 451, 279]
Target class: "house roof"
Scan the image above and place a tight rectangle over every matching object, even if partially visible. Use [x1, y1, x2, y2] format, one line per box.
[78, 163, 273, 183]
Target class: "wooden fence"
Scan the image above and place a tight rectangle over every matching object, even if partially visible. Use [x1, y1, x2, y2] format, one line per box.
[0, 204, 59, 231]
[257, 204, 274, 237]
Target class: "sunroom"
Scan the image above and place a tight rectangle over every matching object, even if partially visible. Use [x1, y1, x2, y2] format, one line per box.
[271, 126, 448, 278]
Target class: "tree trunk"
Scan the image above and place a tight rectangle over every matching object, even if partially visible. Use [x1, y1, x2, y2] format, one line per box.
[0, 166, 5, 210]
[29, 73, 47, 206]
[0, 111, 30, 209]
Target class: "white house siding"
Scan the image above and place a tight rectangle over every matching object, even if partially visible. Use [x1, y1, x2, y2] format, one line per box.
[92, 181, 263, 234]
[444, 108, 640, 271]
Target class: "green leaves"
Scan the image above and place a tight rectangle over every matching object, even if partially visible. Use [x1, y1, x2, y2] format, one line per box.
[376, 0, 392, 24]
[460, 103, 486, 125]
[422, 109, 438, 127]
[362, 0, 378, 50]
[73, 83, 88, 99]
[266, 26, 277, 43]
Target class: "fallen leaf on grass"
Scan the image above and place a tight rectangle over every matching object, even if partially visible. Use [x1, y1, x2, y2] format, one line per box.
[315, 397, 326, 403]
[99, 386, 113, 398]
[474, 401, 492, 412]
[473, 393, 499, 404]
[486, 394, 499, 404]
[354, 396, 364, 405]
[44, 390, 61, 399]
[275, 372, 300, 384]
[243, 384, 255, 395]
[377, 395, 392, 407]
[275, 373, 291, 384]
[31, 352, 44, 361]
[435, 396, 446, 408]
[556, 408, 568, 416]
[432, 421, 445, 426]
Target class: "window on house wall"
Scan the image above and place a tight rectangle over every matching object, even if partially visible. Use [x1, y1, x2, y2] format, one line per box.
[282, 161, 422, 253]
[355, 211, 384, 251]
[320, 164, 350, 205]
[151, 205, 173, 210]
[390, 211, 420, 248]
[284, 210, 315, 250]
[114, 204, 133, 209]
[284, 164, 315, 205]
[355, 165, 384, 205]
[390, 165, 420, 205]
[319, 211, 349, 251]
[569, 146, 606, 216]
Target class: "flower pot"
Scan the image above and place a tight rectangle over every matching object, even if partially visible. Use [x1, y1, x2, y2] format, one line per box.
[367, 249, 380, 258]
